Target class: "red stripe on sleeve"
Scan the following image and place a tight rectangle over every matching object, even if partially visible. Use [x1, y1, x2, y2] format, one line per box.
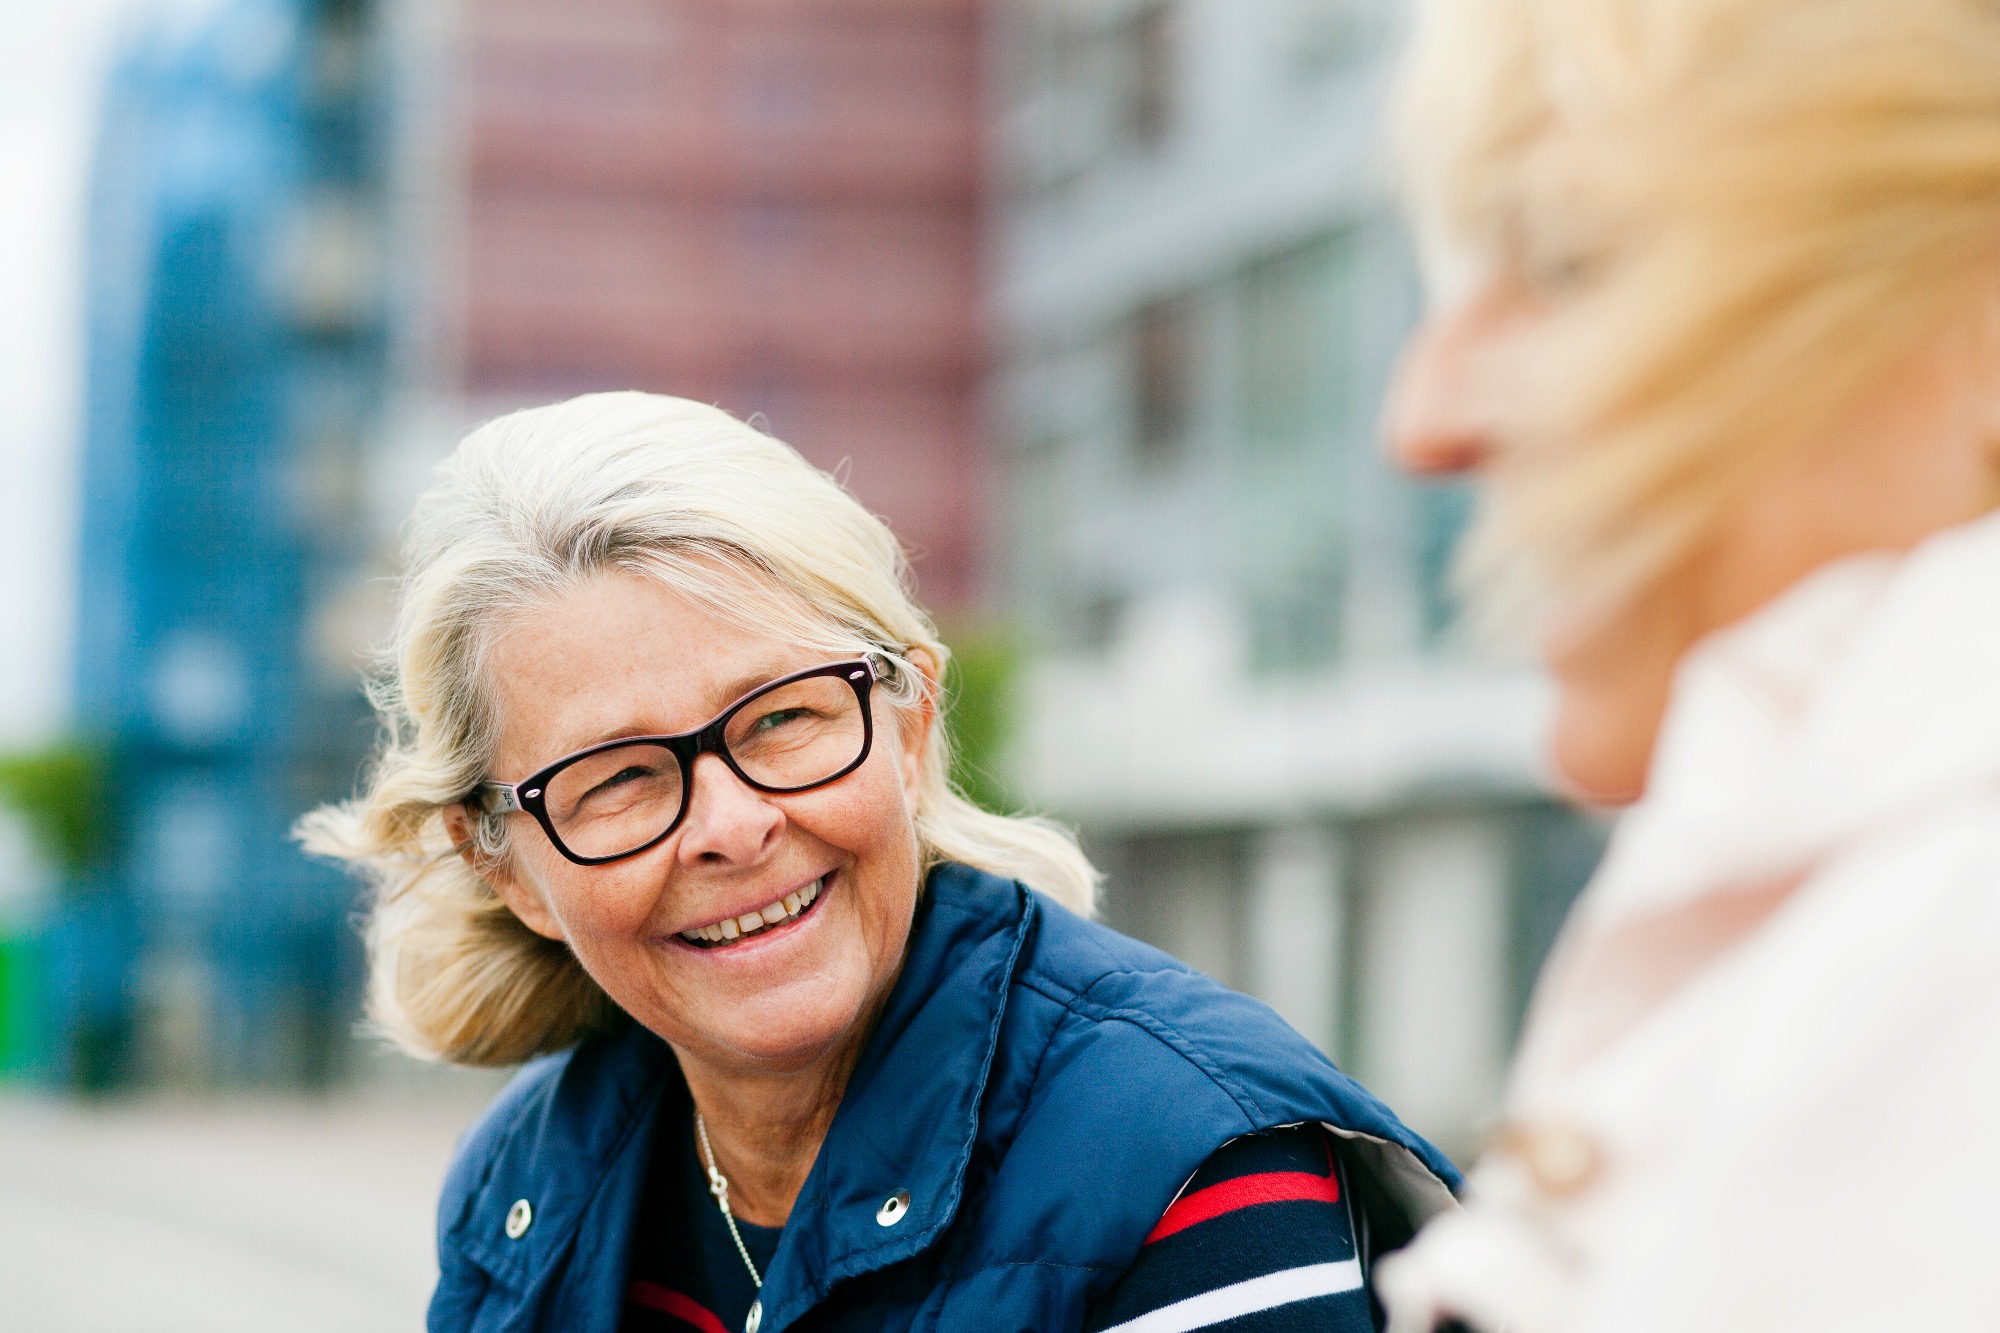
[1143, 1168, 1342, 1245]
[626, 1281, 730, 1333]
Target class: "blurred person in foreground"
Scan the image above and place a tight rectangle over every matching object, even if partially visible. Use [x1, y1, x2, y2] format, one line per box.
[301, 393, 1457, 1333]
[1379, 0, 2000, 1329]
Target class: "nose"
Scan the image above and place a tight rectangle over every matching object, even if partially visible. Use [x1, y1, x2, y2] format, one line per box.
[1381, 287, 1515, 478]
[674, 752, 784, 867]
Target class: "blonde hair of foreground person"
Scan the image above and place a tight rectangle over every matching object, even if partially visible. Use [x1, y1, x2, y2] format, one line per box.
[1400, 0, 2000, 622]
[298, 392, 1099, 1066]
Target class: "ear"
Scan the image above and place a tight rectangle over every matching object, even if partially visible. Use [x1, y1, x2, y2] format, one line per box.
[443, 803, 567, 942]
[893, 648, 942, 809]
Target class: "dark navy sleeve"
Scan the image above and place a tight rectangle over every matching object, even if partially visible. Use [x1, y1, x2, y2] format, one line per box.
[1083, 1124, 1376, 1333]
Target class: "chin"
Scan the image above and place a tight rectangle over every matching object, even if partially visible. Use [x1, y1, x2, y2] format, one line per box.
[702, 987, 871, 1071]
[1549, 696, 1651, 810]
[1543, 609, 1685, 811]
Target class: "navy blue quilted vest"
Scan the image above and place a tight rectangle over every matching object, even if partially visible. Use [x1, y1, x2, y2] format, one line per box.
[428, 863, 1460, 1333]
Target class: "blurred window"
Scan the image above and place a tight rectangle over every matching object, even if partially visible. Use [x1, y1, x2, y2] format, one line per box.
[283, 192, 379, 337]
[733, 199, 806, 272]
[308, 0, 369, 104]
[1120, 3, 1178, 151]
[1245, 548, 1346, 676]
[733, 57, 815, 130]
[1237, 233, 1351, 458]
[1075, 587, 1130, 655]
[466, 0, 676, 132]
[1028, 4, 1094, 191]
[1233, 233, 1356, 675]
[1133, 294, 1198, 468]
[291, 411, 368, 545]
[1290, 0, 1383, 78]
[137, 780, 237, 909]
[149, 633, 248, 750]
[1010, 1, 1179, 196]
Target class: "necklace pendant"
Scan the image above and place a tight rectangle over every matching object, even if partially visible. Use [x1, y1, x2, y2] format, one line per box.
[745, 1297, 763, 1333]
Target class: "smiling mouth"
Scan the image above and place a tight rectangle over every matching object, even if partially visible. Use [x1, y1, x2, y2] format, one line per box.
[679, 876, 825, 949]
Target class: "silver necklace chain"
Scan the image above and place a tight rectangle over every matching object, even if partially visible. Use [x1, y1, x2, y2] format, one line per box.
[695, 1112, 765, 1291]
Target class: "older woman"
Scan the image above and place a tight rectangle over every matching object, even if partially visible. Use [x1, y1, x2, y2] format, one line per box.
[1375, 0, 2000, 1330]
[303, 393, 1456, 1333]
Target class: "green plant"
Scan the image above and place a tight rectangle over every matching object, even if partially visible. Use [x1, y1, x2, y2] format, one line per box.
[940, 623, 1021, 815]
[0, 741, 113, 876]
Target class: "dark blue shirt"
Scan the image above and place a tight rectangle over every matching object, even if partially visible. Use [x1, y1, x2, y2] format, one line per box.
[1083, 1125, 1378, 1333]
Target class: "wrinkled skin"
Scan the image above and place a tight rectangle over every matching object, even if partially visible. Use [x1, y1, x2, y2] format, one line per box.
[447, 569, 935, 1224]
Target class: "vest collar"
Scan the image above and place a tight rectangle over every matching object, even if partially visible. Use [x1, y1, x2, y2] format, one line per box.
[758, 864, 1031, 1330]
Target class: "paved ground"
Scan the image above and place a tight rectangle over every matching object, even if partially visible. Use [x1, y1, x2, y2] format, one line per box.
[0, 1077, 507, 1332]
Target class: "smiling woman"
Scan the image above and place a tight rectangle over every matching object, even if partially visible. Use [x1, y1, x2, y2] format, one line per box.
[301, 392, 1094, 1069]
[298, 393, 1457, 1333]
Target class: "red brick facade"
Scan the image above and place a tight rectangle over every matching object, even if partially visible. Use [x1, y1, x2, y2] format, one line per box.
[456, 0, 987, 608]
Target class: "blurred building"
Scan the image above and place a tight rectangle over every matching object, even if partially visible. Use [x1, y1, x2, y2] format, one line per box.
[991, 0, 1603, 1153]
[432, 0, 988, 608]
[64, 0, 391, 1088]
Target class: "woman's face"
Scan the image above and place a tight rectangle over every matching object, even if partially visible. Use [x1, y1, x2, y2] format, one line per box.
[463, 569, 933, 1080]
[1387, 275, 2000, 805]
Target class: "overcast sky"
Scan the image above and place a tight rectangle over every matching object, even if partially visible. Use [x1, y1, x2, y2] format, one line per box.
[0, 2, 128, 749]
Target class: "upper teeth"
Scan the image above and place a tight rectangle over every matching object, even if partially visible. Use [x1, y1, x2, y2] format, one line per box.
[683, 878, 821, 944]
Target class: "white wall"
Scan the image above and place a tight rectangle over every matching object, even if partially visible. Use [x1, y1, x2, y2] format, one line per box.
[1245, 822, 1348, 1054]
[1354, 812, 1513, 1152]
[0, 3, 126, 748]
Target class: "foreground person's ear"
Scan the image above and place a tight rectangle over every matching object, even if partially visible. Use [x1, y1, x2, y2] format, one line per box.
[444, 802, 567, 941]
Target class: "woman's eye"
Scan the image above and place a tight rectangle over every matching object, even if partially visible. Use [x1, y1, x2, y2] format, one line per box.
[1524, 243, 1610, 299]
[583, 765, 656, 800]
[751, 707, 813, 733]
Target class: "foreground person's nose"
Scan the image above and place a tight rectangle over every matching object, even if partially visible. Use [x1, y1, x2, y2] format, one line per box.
[1383, 287, 1521, 478]
[1385, 337, 1491, 475]
[676, 753, 784, 865]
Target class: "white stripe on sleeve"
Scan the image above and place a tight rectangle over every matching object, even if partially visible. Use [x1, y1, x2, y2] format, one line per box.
[1094, 1259, 1365, 1333]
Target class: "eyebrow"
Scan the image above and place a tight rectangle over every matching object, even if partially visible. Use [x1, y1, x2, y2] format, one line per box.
[555, 656, 835, 756]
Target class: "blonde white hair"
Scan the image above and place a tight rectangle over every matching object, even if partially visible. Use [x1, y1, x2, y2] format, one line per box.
[299, 392, 1098, 1066]
[1399, 0, 2000, 619]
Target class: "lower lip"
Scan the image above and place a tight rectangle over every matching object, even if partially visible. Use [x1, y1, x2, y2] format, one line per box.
[668, 874, 833, 956]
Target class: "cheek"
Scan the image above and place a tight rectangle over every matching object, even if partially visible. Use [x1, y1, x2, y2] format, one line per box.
[517, 846, 659, 947]
[813, 740, 922, 853]
[799, 764, 923, 940]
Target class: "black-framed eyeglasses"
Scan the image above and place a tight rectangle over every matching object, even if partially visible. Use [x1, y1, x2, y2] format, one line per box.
[475, 658, 878, 866]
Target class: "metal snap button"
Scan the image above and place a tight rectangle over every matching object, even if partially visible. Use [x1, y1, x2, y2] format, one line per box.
[504, 1198, 533, 1239]
[876, 1189, 911, 1227]
[744, 1298, 763, 1333]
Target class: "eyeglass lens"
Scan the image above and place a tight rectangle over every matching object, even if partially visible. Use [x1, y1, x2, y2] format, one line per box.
[540, 672, 868, 860]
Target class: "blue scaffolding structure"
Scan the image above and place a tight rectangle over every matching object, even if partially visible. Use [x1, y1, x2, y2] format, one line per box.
[62, 0, 387, 1088]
